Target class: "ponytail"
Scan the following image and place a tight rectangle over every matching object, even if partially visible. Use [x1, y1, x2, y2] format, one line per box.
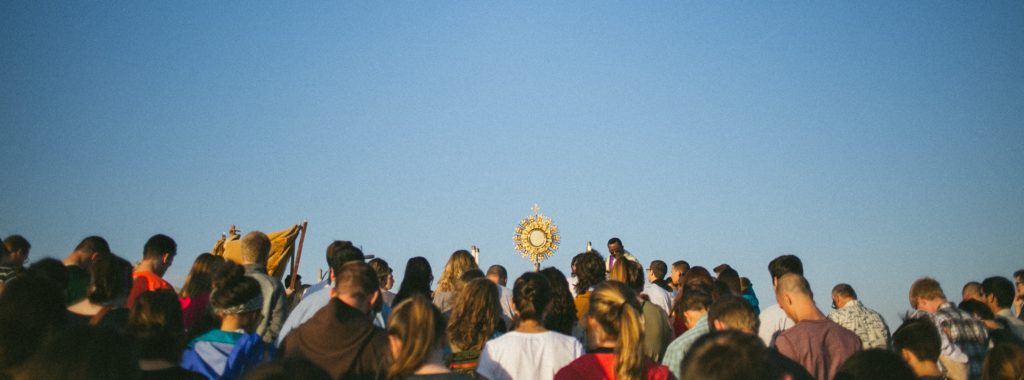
[614, 300, 644, 380]
[590, 281, 645, 380]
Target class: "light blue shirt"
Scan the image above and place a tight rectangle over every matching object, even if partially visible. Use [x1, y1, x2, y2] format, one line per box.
[661, 314, 709, 379]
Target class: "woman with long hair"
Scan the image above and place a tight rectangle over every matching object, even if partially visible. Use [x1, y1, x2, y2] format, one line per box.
[129, 290, 205, 379]
[555, 281, 673, 380]
[445, 278, 503, 378]
[670, 266, 713, 336]
[181, 262, 274, 380]
[179, 253, 224, 333]
[574, 251, 608, 320]
[540, 267, 580, 338]
[477, 272, 584, 380]
[388, 295, 473, 380]
[394, 256, 434, 307]
[66, 253, 133, 330]
[432, 250, 477, 313]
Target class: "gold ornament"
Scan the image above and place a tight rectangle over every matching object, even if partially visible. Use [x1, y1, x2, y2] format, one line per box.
[514, 204, 560, 270]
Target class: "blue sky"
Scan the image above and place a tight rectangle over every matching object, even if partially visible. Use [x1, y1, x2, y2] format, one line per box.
[2, 1, 1022, 326]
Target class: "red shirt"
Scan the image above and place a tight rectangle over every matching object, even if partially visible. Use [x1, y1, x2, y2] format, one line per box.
[555, 353, 676, 380]
[128, 270, 174, 308]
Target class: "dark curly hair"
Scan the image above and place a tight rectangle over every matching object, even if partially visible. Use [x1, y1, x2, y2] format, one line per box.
[574, 251, 606, 295]
[210, 262, 261, 312]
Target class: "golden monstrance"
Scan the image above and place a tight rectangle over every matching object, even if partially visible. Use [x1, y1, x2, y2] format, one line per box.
[514, 204, 560, 271]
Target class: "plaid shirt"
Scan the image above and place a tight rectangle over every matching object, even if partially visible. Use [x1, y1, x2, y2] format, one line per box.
[828, 299, 890, 349]
[912, 302, 988, 380]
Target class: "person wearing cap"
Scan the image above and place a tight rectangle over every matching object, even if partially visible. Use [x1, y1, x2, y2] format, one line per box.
[239, 231, 288, 344]
[275, 240, 379, 347]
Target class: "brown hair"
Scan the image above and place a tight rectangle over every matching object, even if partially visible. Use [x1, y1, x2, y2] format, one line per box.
[447, 278, 501, 351]
[981, 342, 1024, 380]
[435, 250, 477, 293]
[240, 231, 271, 264]
[128, 289, 186, 362]
[608, 259, 644, 292]
[909, 277, 945, 308]
[180, 253, 224, 298]
[589, 281, 644, 380]
[387, 295, 445, 378]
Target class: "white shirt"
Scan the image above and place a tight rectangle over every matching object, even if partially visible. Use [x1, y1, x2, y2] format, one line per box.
[477, 331, 584, 380]
[642, 283, 673, 317]
[567, 275, 579, 298]
[758, 303, 795, 347]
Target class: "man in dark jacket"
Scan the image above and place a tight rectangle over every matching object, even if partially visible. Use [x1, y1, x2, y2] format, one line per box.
[279, 261, 390, 379]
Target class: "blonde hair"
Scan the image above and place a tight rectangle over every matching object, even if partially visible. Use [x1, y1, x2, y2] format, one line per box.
[240, 231, 270, 264]
[589, 281, 645, 380]
[435, 250, 477, 293]
[387, 295, 445, 378]
[909, 277, 946, 309]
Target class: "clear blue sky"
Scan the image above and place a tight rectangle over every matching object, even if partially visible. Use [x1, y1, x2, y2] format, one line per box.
[2, 1, 1022, 327]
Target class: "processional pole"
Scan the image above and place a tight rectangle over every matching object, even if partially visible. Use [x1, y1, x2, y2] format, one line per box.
[289, 220, 308, 291]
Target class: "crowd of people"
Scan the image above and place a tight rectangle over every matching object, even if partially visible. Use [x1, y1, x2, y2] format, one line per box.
[0, 233, 1022, 380]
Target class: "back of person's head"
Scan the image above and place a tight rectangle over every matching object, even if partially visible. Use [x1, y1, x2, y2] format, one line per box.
[739, 277, 752, 293]
[513, 271, 552, 322]
[394, 256, 433, 306]
[27, 258, 70, 291]
[679, 330, 774, 380]
[3, 235, 30, 255]
[717, 267, 741, 295]
[832, 283, 858, 300]
[540, 267, 578, 336]
[75, 235, 112, 257]
[16, 325, 139, 380]
[367, 258, 392, 288]
[909, 277, 946, 308]
[88, 254, 133, 304]
[486, 264, 508, 282]
[180, 253, 224, 298]
[982, 341, 1024, 380]
[713, 264, 732, 275]
[981, 276, 1015, 309]
[834, 349, 916, 380]
[575, 250, 606, 294]
[436, 250, 477, 293]
[775, 273, 813, 299]
[240, 231, 271, 265]
[128, 289, 186, 363]
[588, 281, 644, 380]
[682, 284, 713, 312]
[460, 268, 485, 282]
[447, 278, 501, 351]
[241, 357, 330, 380]
[143, 234, 176, 259]
[387, 295, 444, 379]
[0, 274, 66, 371]
[334, 261, 380, 303]
[892, 316, 941, 363]
[963, 281, 983, 300]
[959, 299, 995, 320]
[608, 258, 644, 292]
[325, 240, 365, 273]
[672, 260, 691, 276]
[768, 255, 803, 280]
[684, 266, 714, 288]
[708, 294, 759, 333]
[649, 260, 667, 280]
[210, 262, 263, 315]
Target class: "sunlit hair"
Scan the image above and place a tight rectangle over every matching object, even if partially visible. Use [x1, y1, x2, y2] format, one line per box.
[435, 250, 477, 293]
[540, 267, 578, 336]
[909, 277, 945, 309]
[387, 295, 446, 379]
[447, 278, 501, 351]
[180, 253, 224, 298]
[589, 281, 644, 380]
[608, 259, 644, 292]
[240, 231, 270, 264]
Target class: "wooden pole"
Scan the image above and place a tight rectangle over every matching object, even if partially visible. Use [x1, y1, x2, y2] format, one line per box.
[289, 221, 308, 291]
